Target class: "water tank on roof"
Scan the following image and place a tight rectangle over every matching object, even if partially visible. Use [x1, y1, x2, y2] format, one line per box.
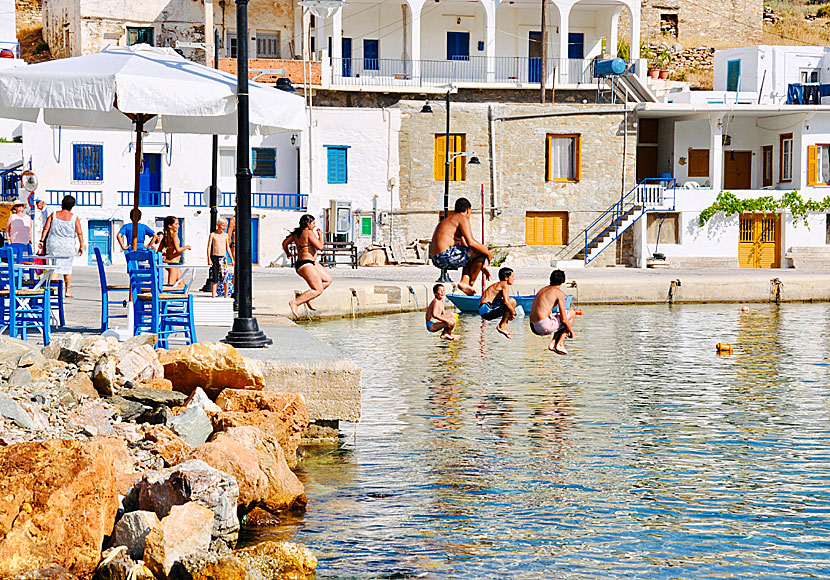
[594, 58, 626, 77]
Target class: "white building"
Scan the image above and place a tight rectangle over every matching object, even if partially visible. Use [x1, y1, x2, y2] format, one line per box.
[15, 106, 399, 268]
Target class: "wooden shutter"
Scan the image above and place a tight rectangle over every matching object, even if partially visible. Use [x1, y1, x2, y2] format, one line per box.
[807, 145, 818, 186]
[688, 149, 710, 177]
[525, 212, 568, 245]
[434, 135, 446, 181]
[434, 134, 465, 181]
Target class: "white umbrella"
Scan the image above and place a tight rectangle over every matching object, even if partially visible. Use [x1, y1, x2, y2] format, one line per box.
[0, 44, 306, 247]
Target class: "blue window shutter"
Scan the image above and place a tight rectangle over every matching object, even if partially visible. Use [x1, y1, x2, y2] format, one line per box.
[73, 144, 103, 181]
[727, 60, 741, 92]
[327, 146, 348, 184]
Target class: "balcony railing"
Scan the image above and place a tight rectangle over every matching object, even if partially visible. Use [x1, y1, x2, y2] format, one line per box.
[252, 193, 307, 210]
[330, 56, 611, 87]
[119, 190, 170, 207]
[184, 191, 235, 207]
[46, 190, 102, 206]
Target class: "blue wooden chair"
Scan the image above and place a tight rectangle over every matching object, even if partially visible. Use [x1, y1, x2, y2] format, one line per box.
[0, 247, 51, 344]
[126, 250, 195, 348]
[95, 247, 130, 333]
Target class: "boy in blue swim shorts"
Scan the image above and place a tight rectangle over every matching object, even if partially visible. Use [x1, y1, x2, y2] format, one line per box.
[479, 267, 517, 338]
[425, 284, 458, 340]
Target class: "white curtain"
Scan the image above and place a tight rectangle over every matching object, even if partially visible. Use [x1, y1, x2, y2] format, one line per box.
[219, 150, 236, 178]
[550, 138, 575, 180]
[821, 146, 830, 185]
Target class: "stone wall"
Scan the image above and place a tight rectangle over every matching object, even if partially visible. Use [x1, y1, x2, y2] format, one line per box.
[313, 88, 599, 109]
[395, 101, 637, 267]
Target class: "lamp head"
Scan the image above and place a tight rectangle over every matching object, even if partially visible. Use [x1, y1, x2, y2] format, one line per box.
[276, 77, 297, 92]
[468, 155, 481, 166]
[420, 102, 433, 114]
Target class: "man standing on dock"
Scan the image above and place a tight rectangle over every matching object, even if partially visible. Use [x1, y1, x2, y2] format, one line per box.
[429, 197, 493, 295]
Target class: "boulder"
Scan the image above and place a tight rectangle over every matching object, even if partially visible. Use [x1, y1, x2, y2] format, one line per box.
[7, 367, 32, 389]
[184, 388, 221, 414]
[65, 372, 98, 399]
[119, 388, 188, 408]
[0, 439, 118, 576]
[93, 355, 118, 396]
[214, 391, 308, 468]
[168, 406, 213, 447]
[136, 378, 173, 391]
[116, 345, 164, 384]
[118, 334, 158, 357]
[187, 432, 268, 509]
[0, 393, 37, 430]
[66, 400, 117, 437]
[169, 551, 247, 580]
[9, 564, 79, 580]
[82, 336, 119, 361]
[0, 335, 46, 367]
[235, 541, 317, 580]
[91, 546, 153, 580]
[91, 437, 136, 494]
[42, 333, 84, 365]
[111, 510, 160, 561]
[243, 507, 280, 527]
[144, 425, 192, 467]
[158, 343, 264, 399]
[132, 459, 239, 541]
[138, 405, 173, 426]
[143, 503, 214, 579]
[107, 395, 147, 422]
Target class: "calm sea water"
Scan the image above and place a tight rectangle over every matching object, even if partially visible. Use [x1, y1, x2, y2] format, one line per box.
[251, 304, 830, 579]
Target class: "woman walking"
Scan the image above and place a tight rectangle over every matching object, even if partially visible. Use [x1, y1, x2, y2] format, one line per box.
[38, 195, 83, 297]
[157, 216, 190, 287]
[282, 214, 331, 317]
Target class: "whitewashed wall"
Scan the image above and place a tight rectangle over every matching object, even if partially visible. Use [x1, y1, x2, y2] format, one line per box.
[0, 0, 17, 50]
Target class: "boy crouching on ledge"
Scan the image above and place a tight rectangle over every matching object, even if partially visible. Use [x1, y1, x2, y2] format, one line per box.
[426, 284, 458, 340]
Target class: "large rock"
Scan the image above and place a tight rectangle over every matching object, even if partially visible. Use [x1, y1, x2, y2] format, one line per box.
[184, 388, 221, 414]
[0, 335, 46, 367]
[92, 546, 153, 580]
[119, 388, 188, 408]
[111, 511, 160, 561]
[136, 378, 173, 391]
[42, 334, 84, 365]
[214, 391, 309, 468]
[187, 432, 268, 509]
[169, 551, 247, 580]
[158, 343, 264, 399]
[116, 345, 164, 384]
[118, 334, 158, 357]
[91, 437, 136, 494]
[235, 541, 317, 580]
[93, 355, 118, 396]
[242, 507, 280, 527]
[132, 459, 239, 541]
[143, 503, 214, 579]
[108, 396, 147, 423]
[10, 564, 80, 580]
[66, 400, 116, 436]
[168, 406, 213, 447]
[82, 336, 119, 362]
[0, 393, 37, 430]
[65, 372, 98, 399]
[0, 439, 118, 576]
[144, 425, 192, 467]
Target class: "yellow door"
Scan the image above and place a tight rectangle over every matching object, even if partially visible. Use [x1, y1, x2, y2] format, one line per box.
[738, 213, 780, 268]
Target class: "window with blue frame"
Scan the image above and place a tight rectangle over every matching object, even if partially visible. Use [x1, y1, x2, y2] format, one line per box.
[326, 145, 349, 184]
[726, 59, 741, 92]
[447, 31, 470, 61]
[73, 144, 103, 181]
[252, 148, 277, 178]
[364, 39, 379, 71]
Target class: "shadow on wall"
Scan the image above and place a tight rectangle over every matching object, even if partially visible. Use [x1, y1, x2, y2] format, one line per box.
[687, 211, 732, 240]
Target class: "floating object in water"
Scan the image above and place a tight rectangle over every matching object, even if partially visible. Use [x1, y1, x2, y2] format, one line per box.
[514, 305, 526, 318]
[741, 306, 749, 312]
[454, 312, 459, 321]
[716, 343, 733, 354]
[574, 309, 583, 316]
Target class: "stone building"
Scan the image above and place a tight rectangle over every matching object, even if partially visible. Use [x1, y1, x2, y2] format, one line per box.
[396, 101, 637, 266]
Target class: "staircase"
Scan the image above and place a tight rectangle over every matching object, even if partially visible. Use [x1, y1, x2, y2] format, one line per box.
[554, 178, 676, 266]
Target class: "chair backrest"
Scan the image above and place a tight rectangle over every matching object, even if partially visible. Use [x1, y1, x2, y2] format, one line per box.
[0, 246, 14, 296]
[125, 250, 157, 301]
[94, 247, 108, 291]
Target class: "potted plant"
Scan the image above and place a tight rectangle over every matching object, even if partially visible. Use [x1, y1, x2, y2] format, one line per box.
[658, 48, 671, 79]
[642, 46, 660, 78]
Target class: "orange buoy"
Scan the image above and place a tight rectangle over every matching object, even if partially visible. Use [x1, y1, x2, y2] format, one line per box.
[741, 306, 750, 312]
[574, 309, 583, 316]
[716, 343, 733, 354]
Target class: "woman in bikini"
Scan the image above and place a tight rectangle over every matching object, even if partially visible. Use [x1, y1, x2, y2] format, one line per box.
[282, 214, 332, 317]
[157, 216, 191, 287]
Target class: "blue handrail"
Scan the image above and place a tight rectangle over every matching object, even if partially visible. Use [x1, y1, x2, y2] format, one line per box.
[46, 190, 102, 206]
[183, 191, 235, 207]
[252, 193, 308, 210]
[119, 190, 170, 207]
[583, 178, 676, 266]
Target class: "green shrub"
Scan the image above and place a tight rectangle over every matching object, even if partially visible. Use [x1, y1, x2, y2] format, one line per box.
[13, 136, 21, 143]
[617, 39, 630, 61]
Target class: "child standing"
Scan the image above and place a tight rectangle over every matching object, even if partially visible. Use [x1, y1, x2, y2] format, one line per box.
[478, 267, 518, 338]
[529, 269, 574, 354]
[207, 218, 234, 298]
[425, 284, 458, 340]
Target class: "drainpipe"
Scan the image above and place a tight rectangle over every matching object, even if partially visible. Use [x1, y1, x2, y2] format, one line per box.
[488, 104, 499, 216]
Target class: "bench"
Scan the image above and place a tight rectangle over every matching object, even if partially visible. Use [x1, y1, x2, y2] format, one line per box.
[287, 241, 358, 269]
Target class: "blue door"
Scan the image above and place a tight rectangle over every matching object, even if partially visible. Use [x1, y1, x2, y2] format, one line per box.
[364, 39, 379, 71]
[139, 153, 162, 206]
[567, 33, 584, 59]
[251, 217, 259, 264]
[726, 59, 741, 91]
[88, 220, 112, 265]
[528, 31, 542, 83]
[447, 31, 470, 61]
[342, 37, 352, 77]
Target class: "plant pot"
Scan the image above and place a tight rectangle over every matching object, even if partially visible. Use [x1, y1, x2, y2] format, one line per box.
[658, 69, 670, 80]
[648, 68, 660, 79]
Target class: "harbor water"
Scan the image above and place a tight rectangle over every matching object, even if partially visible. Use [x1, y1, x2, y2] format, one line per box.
[250, 304, 830, 579]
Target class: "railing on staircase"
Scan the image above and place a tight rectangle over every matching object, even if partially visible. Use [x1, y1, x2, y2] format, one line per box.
[582, 178, 676, 266]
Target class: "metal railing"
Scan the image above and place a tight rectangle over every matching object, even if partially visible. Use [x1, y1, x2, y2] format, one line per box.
[330, 56, 608, 86]
[184, 191, 235, 207]
[119, 190, 170, 207]
[46, 190, 102, 206]
[582, 178, 676, 266]
[252, 193, 307, 210]
[0, 168, 20, 200]
[0, 42, 21, 59]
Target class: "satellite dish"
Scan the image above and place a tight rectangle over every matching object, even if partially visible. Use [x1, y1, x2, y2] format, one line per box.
[20, 171, 38, 193]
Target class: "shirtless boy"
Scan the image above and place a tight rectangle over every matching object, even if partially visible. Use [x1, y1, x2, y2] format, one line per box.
[479, 267, 517, 338]
[425, 284, 458, 340]
[429, 197, 493, 296]
[207, 218, 234, 298]
[529, 270, 575, 354]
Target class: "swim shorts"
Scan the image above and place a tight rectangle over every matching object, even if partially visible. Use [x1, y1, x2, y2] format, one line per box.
[430, 244, 470, 270]
[426, 319, 441, 332]
[530, 312, 563, 336]
[208, 255, 222, 283]
[478, 298, 507, 321]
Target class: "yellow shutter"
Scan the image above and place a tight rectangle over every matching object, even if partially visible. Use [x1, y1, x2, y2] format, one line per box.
[574, 136, 582, 182]
[525, 214, 536, 244]
[807, 145, 818, 186]
[526, 212, 567, 245]
[545, 135, 552, 181]
[434, 135, 446, 181]
[435, 135, 466, 181]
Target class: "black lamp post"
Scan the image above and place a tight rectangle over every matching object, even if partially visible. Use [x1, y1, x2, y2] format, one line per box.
[200, 28, 221, 293]
[224, 0, 272, 348]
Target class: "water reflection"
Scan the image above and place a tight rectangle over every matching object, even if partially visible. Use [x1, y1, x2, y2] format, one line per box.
[253, 303, 830, 579]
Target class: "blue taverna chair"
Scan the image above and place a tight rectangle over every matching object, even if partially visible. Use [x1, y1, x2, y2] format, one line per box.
[95, 247, 130, 333]
[126, 250, 195, 348]
[0, 247, 51, 344]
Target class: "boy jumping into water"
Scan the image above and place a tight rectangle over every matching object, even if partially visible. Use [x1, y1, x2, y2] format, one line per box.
[429, 197, 493, 296]
[530, 270, 575, 354]
[426, 284, 458, 340]
[479, 267, 517, 338]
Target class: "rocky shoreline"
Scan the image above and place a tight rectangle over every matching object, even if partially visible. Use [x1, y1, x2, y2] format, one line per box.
[0, 333, 318, 580]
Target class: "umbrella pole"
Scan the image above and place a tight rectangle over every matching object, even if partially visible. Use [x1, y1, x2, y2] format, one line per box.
[131, 116, 145, 251]
[224, 0, 272, 348]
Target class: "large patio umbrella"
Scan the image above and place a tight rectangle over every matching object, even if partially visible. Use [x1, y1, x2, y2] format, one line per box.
[0, 44, 305, 248]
